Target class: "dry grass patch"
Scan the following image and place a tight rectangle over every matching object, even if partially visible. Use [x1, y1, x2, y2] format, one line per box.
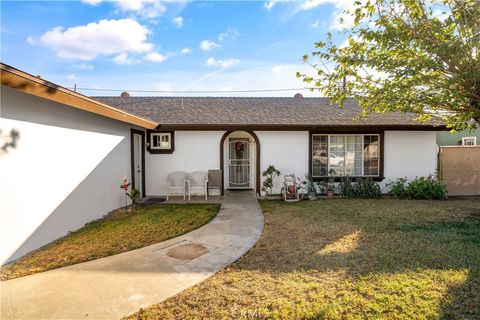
[1, 204, 219, 281]
[127, 199, 480, 320]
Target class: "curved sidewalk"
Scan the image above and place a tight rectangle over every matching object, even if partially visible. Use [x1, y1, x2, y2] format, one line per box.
[1, 192, 264, 319]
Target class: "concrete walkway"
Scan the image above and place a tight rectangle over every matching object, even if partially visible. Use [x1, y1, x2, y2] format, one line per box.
[1, 192, 264, 319]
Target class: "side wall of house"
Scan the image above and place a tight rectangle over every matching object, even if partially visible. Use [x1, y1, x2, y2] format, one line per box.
[383, 131, 438, 188]
[0, 87, 136, 264]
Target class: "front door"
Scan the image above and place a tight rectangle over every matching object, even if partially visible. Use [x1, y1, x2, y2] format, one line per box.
[228, 138, 251, 188]
[131, 130, 145, 196]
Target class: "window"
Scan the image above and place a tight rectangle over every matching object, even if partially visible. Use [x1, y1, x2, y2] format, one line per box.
[312, 134, 380, 177]
[146, 130, 174, 154]
[151, 132, 171, 149]
[462, 136, 477, 146]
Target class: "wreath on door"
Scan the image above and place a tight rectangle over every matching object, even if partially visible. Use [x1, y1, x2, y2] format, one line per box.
[235, 141, 245, 158]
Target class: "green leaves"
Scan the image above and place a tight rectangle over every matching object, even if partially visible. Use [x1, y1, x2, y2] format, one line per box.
[300, 0, 480, 130]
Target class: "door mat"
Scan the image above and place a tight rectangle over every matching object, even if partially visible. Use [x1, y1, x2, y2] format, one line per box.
[140, 197, 166, 205]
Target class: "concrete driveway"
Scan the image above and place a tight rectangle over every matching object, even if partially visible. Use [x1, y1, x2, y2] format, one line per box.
[1, 191, 264, 319]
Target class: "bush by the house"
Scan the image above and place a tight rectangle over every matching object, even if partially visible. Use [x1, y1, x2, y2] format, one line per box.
[387, 177, 409, 199]
[387, 175, 447, 200]
[338, 177, 382, 199]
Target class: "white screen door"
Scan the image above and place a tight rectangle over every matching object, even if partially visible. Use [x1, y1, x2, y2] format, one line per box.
[228, 138, 251, 188]
[133, 133, 143, 195]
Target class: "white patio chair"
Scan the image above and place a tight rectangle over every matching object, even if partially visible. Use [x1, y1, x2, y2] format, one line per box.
[187, 171, 208, 200]
[166, 171, 188, 200]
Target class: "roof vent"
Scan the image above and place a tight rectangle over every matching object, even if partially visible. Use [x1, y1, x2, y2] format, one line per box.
[294, 93, 303, 99]
[120, 91, 130, 98]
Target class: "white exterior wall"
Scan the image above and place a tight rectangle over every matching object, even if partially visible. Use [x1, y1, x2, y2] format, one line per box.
[0, 87, 136, 264]
[145, 131, 224, 196]
[382, 131, 438, 188]
[144, 130, 437, 196]
[256, 131, 309, 195]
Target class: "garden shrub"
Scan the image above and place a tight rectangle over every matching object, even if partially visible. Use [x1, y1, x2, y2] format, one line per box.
[339, 177, 355, 197]
[354, 178, 382, 199]
[387, 175, 447, 200]
[406, 175, 447, 200]
[339, 177, 381, 199]
[387, 177, 409, 199]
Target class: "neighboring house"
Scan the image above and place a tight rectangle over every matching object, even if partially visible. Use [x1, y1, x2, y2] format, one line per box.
[437, 128, 480, 146]
[0, 63, 445, 264]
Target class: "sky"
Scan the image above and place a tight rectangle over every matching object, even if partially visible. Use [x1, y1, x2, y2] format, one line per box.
[1, 0, 353, 97]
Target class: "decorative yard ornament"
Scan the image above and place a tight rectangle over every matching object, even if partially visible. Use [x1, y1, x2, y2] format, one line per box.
[120, 175, 131, 212]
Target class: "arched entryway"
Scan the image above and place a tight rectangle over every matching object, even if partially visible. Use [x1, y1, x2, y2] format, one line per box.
[220, 131, 260, 195]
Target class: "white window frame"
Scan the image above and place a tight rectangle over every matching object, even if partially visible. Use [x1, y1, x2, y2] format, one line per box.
[312, 133, 380, 178]
[150, 132, 171, 150]
[462, 136, 477, 146]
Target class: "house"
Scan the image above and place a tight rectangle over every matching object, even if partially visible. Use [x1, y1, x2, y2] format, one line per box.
[437, 128, 479, 146]
[0, 63, 445, 264]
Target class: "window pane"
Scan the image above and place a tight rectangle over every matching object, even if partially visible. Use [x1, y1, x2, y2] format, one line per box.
[364, 135, 379, 175]
[345, 135, 362, 176]
[329, 135, 345, 176]
[312, 135, 328, 176]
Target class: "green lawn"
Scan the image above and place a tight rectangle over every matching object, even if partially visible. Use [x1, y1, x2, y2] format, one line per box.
[128, 199, 480, 320]
[1, 204, 220, 281]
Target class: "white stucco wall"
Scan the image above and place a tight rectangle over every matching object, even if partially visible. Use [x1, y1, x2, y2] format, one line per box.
[256, 130, 436, 194]
[145, 131, 224, 196]
[382, 130, 438, 188]
[0, 87, 136, 264]
[145, 130, 437, 196]
[256, 131, 309, 194]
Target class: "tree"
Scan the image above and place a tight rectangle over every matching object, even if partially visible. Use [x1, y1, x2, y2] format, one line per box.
[298, 0, 480, 130]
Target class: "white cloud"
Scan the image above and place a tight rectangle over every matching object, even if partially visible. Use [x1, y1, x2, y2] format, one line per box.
[300, 0, 359, 31]
[81, 0, 168, 18]
[113, 53, 134, 65]
[272, 65, 290, 74]
[74, 63, 94, 70]
[67, 73, 81, 81]
[264, 0, 293, 10]
[82, 0, 102, 4]
[200, 40, 221, 51]
[38, 19, 152, 60]
[218, 27, 240, 41]
[144, 51, 167, 63]
[26, 36, 37, 45]
[265, 0, 357, 31]
[205, 57, 239, 68]
[310, 20, 322, 28]
[180, 47, 192, 54]
[172, 16, 184, 28]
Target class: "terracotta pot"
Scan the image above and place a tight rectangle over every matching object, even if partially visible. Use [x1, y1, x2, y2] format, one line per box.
[326, 190, 334, 197]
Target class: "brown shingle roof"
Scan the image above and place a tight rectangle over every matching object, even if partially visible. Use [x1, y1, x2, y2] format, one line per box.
[93, 96, 444, 129]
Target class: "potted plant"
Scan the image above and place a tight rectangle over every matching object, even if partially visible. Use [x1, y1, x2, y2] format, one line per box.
[305, 173, 317, 200]
[326, 169, 337, 197]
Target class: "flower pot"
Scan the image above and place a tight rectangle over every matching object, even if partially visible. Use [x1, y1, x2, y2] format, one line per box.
[326, 190, 334, 197]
